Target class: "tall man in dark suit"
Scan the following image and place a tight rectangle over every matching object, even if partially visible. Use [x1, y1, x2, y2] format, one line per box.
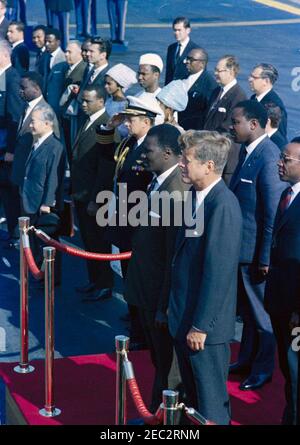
[178, 48, 217, 131]
[32, 25, 49, 78]
[7, 21, 29, 76]
[11, 71, 60, 190]
[204, 55, 247, 184]
[265, 138, 300, 425]
[0, 0, 10, 40]
[264, 102, 287, 151]
[165, 17, 198, 85]
[44, 27, 68, 116]
[249, 63, 287, 138]
[0, 39, 25, 243]
[124, 124, 186, 411]
[71, 85, 114, 301]
[229, 100, 286, 390]
[168, 130, 242, 424]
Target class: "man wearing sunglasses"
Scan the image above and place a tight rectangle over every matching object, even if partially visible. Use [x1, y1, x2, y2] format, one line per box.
[265, 138, 300, 424]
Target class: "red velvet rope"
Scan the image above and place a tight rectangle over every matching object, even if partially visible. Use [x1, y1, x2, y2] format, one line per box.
[23, 247, 44, 281]
[34, 230, 132, 261]
[126, 378, 163, 425]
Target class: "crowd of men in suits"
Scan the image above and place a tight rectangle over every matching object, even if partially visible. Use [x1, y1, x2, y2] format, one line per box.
[0, 8, 298, 425]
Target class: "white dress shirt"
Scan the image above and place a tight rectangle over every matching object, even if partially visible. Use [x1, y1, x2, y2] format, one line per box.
[23, 96, 43, 125]
[85, 108, 106, 131]
[256, 88, 272, 102]
[244, 133, 268, 163]
[289, 181, 300, 207]
[183, 69, 203, 91]
[220, 78, 237, 99]
[32, 131, 53, 150]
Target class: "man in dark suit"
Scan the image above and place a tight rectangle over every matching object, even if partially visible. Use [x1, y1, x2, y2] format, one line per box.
[11, 71, 60, 190]
[178, 47, 217, 131]
[264, 102, 288, 151]
[5, 0, 26, 24]
[165, 16, 198, 85]
[44, 27, 68, 116]
[265, 138, 300, 424]
[204, 55, 247, 185]
[107, 0, 128, 44]
[32, 25, 49, 79]
[229, 100, 286, 390]
[22, 105, 65, 283]
[61, 40, 87, 164]
[71, 85, 114, 301]
[47, 0, 73, 51]
[124, 124, 186, 411]
[0, 39, 25, 244]
[0, 0, 10, 40]
[249, 63, 287, 138]
[7, 21, 29, 76]
[168, 130, 242, 424]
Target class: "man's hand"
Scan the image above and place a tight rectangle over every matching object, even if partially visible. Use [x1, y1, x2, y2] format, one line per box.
[87, 201, 98, 216]
[106, 113, 125, 130]
[258, 265, 269, 278]
[154, 310, 168, 330]
[186, 328, 207, 351]
[289, 312, 300, 330]
[40, 205, 51, 214]
[4, 153, 14, 162]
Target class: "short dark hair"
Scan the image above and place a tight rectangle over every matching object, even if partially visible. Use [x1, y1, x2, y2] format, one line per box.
[0, 0, 7, 7]
[33, 24, 47, 34]
[254, 63, 278, 85]
[9, 21, 25, 33]
[235, 100, 268, 128]
[264, 102, 282, 128]
[21, 71, 44, 91]
[191, 47, 208, 65]
[147, 124, 181, 156]
[91, 37, 112, 59]
[45, 27, 61, 41]
[291, 137, 300, 144]
[221, 54, 240, 76]
[173, 16, 191, 28]
[83, 84, 106, 100]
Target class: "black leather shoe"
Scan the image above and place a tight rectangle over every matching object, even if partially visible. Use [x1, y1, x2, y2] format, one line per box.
[82, 288, 113, 302]
[239, 374, 272, 391]
[229, 362, 251, 375]
[75, 282, 96, 294]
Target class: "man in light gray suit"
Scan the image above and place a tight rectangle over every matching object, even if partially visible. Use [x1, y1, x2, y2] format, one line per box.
[44, 27, 68, 115]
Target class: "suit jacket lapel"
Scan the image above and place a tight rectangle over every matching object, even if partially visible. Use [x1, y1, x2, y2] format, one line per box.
[273, 190, 300, 236]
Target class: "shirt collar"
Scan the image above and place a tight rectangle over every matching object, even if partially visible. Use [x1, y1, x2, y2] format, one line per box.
[245, 133, 268, 156]
[137, 134, 147, 147]
[154, 164, 178, 187]
[196, 177, 222, 209]
[92, 63, 108, 75]
[221, 78, 237, 96]
[291, 181, 300, 196]
[0, 63, 12, 76]
[256, 88, 272, 102]
[266, 127, 278, 138]
[12, 40, 24, 48]
[28, 95, 43, 110]
[50, 47, 61, 59]
[178, 36, 190, 53]
[34, 131, 53, 149]
[88, 107, 106, 124]
[68, 59, 82, 73]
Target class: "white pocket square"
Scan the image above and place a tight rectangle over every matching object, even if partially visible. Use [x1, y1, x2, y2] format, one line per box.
[218, 107, 226, 113]
[149, 211, 161, 218]
[240, 178, 253, 184]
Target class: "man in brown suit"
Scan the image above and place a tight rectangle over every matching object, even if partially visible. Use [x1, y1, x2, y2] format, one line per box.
[71, 84, 114, 300]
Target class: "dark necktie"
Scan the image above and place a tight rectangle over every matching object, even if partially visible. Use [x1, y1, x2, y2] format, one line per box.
[208, 88, 224, 113]
[147, 177, 158, 195]
[175, 43, 181, 64]
[279, 186, 293, 213]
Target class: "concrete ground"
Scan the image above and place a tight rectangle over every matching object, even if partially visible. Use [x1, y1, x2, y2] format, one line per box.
[0, 0, 298, 363]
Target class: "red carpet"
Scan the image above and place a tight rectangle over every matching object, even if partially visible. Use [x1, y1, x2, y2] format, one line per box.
[0, 343, 285, 425]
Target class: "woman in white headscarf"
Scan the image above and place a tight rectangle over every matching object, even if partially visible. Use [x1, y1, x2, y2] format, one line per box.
[104, 63, 137, 137]
[156, 80, 188, 133]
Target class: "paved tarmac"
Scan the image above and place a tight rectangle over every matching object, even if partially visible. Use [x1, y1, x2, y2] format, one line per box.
[0, 0, 298, 363]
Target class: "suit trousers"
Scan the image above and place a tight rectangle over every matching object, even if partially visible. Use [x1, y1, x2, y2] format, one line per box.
[237, 264, 276, 375]
[50, 11, 69, 51]
[75, 200, 113, 289]
[107, 0, 128, 41]
[138, 308, 182, 412]
[0, 162, 20, 238]
[74, 0, 91, 37]
[271, 315, 299, 424]
[174, 338, 231, 425]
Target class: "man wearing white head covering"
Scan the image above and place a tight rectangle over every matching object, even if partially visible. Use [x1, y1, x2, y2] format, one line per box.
[136, 53, 163, 98]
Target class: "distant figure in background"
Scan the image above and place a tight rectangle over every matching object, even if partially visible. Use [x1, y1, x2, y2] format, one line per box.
[47, 0, 74, 51]
[32, 25, 49, 78]
[165, 16, 198, 85]
[7, 21, 29, 75]
[44, 0, 51, 27]
[107, 0, 128, 44]
[74, 0, 91, 38]
[90, 0, 97, 36]
[0, 0, 10, 40]
[264, 102, 288, 151]
[6, 0, 26, 25]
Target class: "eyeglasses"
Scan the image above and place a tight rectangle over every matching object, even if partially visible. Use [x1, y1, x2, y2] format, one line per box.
[184, 57, 205, 63]
[214, 68, 229, 73]
[249, 74, 263, 80]
[279, 153, 300, 163]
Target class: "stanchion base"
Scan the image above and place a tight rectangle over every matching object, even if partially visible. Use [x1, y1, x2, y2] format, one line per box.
[14, 365, 35, 374]
[39, 408, 61, 418]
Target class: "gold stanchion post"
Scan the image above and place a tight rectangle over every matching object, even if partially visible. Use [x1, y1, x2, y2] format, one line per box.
[14, 217, 35, 374]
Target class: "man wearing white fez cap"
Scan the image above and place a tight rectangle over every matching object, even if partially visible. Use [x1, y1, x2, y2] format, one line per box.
[136, 52, 163, 99]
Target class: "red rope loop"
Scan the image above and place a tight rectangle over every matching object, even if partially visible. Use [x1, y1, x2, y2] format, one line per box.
[33, 229, 132, 261]
[23, 247, 44, 281]
[127, 377, 163, 425]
